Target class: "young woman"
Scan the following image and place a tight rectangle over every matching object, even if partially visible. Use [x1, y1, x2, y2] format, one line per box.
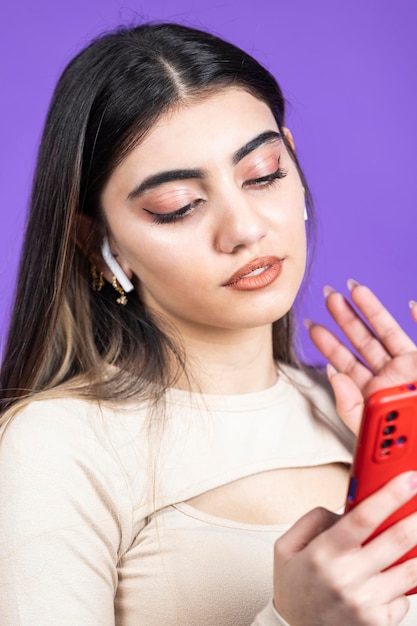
[1, 22, 417, 626]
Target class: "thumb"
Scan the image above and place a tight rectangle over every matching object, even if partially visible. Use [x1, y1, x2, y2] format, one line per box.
[274, 507, 339, 562]
[327, 367, 364, 436]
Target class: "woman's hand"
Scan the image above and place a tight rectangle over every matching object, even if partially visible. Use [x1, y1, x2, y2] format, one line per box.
[273, 472, 417, 625]
[306, 281, 417, 434]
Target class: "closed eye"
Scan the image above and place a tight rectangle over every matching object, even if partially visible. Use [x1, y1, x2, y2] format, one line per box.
[143, 199, 204, 225]
[244, 166, 288, 188]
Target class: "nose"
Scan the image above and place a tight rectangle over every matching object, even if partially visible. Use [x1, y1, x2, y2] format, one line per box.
[213, 197, 268, 254]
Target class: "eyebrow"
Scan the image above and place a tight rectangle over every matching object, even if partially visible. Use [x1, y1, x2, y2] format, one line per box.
[127, 168, 205, 200]
[126, 130, 281, 200]
[232, 130, 281, 165]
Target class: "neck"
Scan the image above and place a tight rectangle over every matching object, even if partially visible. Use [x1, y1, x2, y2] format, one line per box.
[171, 324, 278, 395]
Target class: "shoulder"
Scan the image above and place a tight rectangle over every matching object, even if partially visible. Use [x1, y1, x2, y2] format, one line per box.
[0, 395, 141, 506]
[0, 395, 141, 552]
[0, 394, 152, 517]
[1, 396, 110, 476]
[1, 396, 108, 460]
[1, 394, 149, 453]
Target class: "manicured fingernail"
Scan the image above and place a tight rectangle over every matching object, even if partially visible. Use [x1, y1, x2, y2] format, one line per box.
[304, 318, 313, 330]
[409, 300, 417, 310]
[347, 279, 360, 291]
[326, 363, 337, 378]
[323, 285, 335, 298]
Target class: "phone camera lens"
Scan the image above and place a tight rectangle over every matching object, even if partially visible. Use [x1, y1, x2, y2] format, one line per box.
[383, 425, 396, 435]
[381, 439, 394, 449]
[407, 384, 416, 391]
[396, 436, 407, 446]
[386, 411, 398, 422]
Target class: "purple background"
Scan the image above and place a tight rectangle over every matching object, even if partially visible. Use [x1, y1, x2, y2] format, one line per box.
[1, 0, 416, 364]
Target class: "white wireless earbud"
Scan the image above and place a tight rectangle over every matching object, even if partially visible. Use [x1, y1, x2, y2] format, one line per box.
[302, 186, 308, 221]
[101, 237, 134, 293]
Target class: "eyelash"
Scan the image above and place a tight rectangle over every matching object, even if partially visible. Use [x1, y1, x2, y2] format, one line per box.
[244, 166, 287, 188]
[145, 166, 288, 225]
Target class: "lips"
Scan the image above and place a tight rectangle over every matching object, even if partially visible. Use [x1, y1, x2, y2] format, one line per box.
[223, 256, 283, 291]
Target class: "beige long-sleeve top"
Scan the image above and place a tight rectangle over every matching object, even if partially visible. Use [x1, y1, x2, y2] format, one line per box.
[1, 365, 416, 625]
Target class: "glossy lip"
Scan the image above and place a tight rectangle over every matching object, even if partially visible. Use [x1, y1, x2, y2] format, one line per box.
[223, 256, 283, 291]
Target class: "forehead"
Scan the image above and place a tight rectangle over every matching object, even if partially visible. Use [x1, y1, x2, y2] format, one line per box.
[121, 88, 279, 173]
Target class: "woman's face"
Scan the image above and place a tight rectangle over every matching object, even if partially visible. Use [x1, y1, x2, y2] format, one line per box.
[100, 88, 307, 340]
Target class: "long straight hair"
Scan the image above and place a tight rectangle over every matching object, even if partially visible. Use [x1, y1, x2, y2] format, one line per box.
[0, 22, 314, 419]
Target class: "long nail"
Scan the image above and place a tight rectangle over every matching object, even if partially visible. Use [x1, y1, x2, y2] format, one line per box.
[347, 278, 360, 291]
[409, 300, 417, 310]
[323, 285, 335, 298]
[304, 318, 313, 330]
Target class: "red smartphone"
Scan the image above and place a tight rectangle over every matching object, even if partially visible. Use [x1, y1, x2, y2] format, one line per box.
[345, 381, 417, 594]
[345, 382, 417, 594]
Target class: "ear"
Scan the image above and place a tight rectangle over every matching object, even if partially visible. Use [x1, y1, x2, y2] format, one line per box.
[74, 214, 133, 285]
[282, 127, 296, 154]
[74, 213, 102, 262]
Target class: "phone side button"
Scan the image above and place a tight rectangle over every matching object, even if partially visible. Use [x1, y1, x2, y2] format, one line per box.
[347, 477, 357, 502]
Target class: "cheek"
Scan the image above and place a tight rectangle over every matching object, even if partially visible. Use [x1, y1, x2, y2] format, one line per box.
[296, 225, 308, 269]
[276, 200, 307, 250]
[121, 229, 203, 289]
[279, 208, 307, 276]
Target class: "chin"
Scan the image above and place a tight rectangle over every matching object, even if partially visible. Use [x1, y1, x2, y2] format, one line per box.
[222, 306, 294, 331]
[249, 295, 295, 321]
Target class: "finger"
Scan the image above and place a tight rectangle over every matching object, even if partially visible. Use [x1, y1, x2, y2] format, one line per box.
[328, 472, 417, 551]
[384, 595, 411, 625]
[358, 512, 417, 579]
[327, 368, 364, 435]
[371, 595, 410, 626]
[274, 507, 340, 561]
[324, 288, 393, 373]
[347, 282, 416, 356]
[373, 558, 417, 604]
[307, 321, 373, 389]
[373, 560, 417, 608]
